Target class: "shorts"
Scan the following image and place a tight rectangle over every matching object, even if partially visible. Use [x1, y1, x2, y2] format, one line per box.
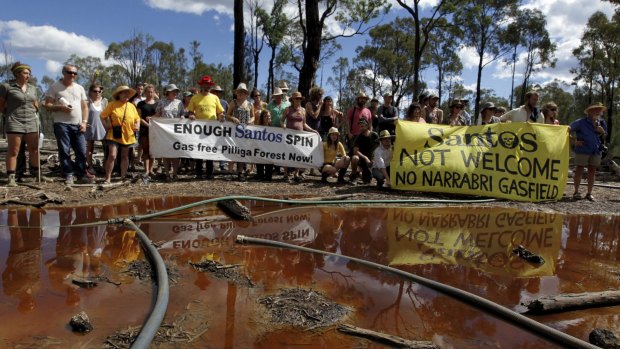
[574, 153, 601, 167]
[104, 139, 132, 150]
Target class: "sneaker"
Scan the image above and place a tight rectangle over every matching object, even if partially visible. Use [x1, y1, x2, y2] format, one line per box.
[7, 174, 17, 187]
[65, 175, 74, 185]
[585, 193, 595, 202]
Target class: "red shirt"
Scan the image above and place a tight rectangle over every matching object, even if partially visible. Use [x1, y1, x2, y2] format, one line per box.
[347, 107, 372, 136]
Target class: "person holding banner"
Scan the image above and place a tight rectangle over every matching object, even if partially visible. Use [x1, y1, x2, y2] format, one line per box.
[187, 75, 224, 180]
[227, 83, 255, 181]
[154, 84, 184, 181]
[320, 127, 350, 184]
[403, 103, 426, 123]
[256, 109, 275, 181]
[444, 100, 468, 126]
[542, 102, 560, 125]
[100, 85, 141, 184]
[570, 102, 608, 201]
[372, 130, 393, 189]
[350, 118, 377, 184]
[477, 102, 501, 125]
[500, 90, 543, 123]
[282, 91, 318, 182]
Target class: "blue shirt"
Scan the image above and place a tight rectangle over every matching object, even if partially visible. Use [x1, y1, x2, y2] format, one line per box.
[570, 117, 606, 155]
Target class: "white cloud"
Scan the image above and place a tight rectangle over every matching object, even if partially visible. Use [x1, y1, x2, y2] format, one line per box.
[0, 20, 107, 75]
[458, 46, 489, 70]
[45, 60, 62, 74]
[144, 0, 233, 16]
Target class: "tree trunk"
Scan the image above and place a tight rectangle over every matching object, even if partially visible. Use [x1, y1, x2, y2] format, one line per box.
[606, 81, 614, 144]
[298, 0, 321, 97]
[233, 0, 245, 88]
[268, 46, 276, 97]
[254, 53, 259, 91]
[413, 12, 421, 97]
[474, 53, 484, 125]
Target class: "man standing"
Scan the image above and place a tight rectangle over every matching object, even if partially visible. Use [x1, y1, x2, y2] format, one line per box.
[44, 64, 93, 184]
[187, 75, 224, 180]
[346, 92, 372, 147]
[570, 102, 608, 201]
[425, 93, 444, 124]
[377, 93, 398, 135]
[500, 91, 543, 123]
[130, 82, 145, 105]
[268, 87, 289, 127]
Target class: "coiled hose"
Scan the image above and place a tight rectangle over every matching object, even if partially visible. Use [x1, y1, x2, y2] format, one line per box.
[236, 235, 599, 349]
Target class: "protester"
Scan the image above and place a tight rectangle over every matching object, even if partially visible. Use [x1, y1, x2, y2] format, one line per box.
[282, 91, 318, 182]
[182, 91, 193, 117]
[444, 100, 468, 126]
[317, 96, 343, 140]
[85, 84, 108, 172]
[350, 118, 377, 184]
[321, 127, 350, 184]
[255, 109, 275, 181]
[130, 82, 145, 105]
[477, 102, 500, 125]
[500, 91, 543, 123]
[305, 86, 324, 132]
[137, 84, 158, 179]
[227, 83, 255, 181]
[346, 92, 373, 146]
[569, 102, 608, 201]
[372, 130, 393, 189]
[278, 81, 290, 98]
[44, 64, 93, 184]
[154, 84, 184, 181]
[377, 93, 398, 135]
[268, 87, 289, 127]
[210, 85, 228, 114]
[0, 62, 40, 187]
[425, 93, 443, 124]
[187, 75, 224, 180]
[403, 103, 426, 123]
[251, 88, 267, 118]
[494, 106, 507, 118]
[542, 102, 560, 125]
[100, 86, 141, 184]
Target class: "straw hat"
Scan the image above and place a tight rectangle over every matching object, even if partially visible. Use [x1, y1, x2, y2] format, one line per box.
[289, 91, 304, 102]
[112, 85, 136, 99]
[164, 84, 180, 93]
[328, 127, 340, 135]
[449, 100, 464, 108]
[378, 130, 393, 140]
[234, 83, 249, 94]
[480, 102, 496, 112]
[272, 87, 284, 96]
[279, 81, 290, 92]
[210, 85, 224, 92]
[356, 92, 369, 101]
[584, 102, 607, 114]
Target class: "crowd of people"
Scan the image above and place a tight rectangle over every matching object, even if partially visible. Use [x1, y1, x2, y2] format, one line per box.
[0, 62, 609, 198]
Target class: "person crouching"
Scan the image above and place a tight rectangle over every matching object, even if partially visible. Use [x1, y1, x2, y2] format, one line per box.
[321, 127, 350, 184]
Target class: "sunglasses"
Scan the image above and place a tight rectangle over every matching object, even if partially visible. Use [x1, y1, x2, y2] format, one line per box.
[91, 90, 102, 93]
[549, 108, 557, 111]
[64, 71, 78, 76]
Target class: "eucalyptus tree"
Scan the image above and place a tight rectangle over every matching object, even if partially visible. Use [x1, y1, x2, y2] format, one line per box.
[326, 56, 349, 109]
[424, 18, 463, 103]
[257, 0, 291, 95]
[105, 31, 155, 87]
[234, 0, 246, 87]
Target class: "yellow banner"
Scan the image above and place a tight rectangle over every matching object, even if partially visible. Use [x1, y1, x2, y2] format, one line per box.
[387, 207, 562, 277]
[391, 121, 569, 202]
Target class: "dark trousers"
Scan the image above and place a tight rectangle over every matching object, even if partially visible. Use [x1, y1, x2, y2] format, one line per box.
[195, 159, 214, 178]
[256, 164, 273, 180]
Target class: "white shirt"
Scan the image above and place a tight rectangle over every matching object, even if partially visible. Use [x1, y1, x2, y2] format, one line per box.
[500, 105, 544, 123]
[373, 144, 392, 169]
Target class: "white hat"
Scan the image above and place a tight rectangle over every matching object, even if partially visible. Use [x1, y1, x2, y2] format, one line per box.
[272, 87, 284, 96]
[235, 83, 249, 93]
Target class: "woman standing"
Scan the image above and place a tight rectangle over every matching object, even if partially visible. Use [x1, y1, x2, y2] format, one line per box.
[317, 96, 343, 141]
[100, 86, 141, 183]
[0, 62, 40, 187]
[443, 100, 467, 126]
[227, 83, 255, 181]
[255, 109, 275, 181]
[137, 84, 158, 178]
[403, 103, 427, 123]
[251, 88, 267, 120]
[305, 86, 324, 132]
[154, 84, 184, 181]
[85, 84, 107, 172]
[282, 91, 318, 182]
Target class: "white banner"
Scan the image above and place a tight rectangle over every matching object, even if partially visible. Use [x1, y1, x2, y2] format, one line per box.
[149, 118, 323, 168]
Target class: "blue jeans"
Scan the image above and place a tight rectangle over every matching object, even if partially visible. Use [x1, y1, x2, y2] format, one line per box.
[54, 123, 87, 178]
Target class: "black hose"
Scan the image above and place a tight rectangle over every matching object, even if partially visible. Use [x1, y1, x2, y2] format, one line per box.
[235, 235, 598, 349]
[124, 219, 169, 349]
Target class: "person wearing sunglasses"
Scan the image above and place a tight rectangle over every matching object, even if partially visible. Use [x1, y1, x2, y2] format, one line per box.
[85, 84, 108, 172]
[44, 64, 94, 185]
[542, 102, 560, 125]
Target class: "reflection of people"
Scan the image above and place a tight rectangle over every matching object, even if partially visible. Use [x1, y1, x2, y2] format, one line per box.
[2, 209, 42, 312]
[570, 102, 608, 201]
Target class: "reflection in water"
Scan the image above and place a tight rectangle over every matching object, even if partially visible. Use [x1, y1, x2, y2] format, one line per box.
[0, 198, 619, 348]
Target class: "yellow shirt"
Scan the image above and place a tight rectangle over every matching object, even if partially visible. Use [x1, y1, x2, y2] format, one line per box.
[100, 101, 140, 145]
[188, 93, 224, 120]
[323, 141, 346, 164]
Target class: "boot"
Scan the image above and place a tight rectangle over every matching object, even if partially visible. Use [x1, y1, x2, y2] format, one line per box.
[7, 173, 17, 187]
[321, 171, 329, 183]
[337, 168, 348, 184]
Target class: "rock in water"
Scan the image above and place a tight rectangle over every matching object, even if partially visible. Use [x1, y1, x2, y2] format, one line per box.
[589, 328, 620, 349]
[70, 311, 93, 333]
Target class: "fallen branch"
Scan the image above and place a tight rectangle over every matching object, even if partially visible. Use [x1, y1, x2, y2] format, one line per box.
[337, 324, 437, 348]
[610, 160, 620, 177]
[216, 199, 252, 221]
[524, 290, 620, 314]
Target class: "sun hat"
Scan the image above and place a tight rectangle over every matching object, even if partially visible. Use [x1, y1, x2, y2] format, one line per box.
[449, 100, 464, 108]
[378, 130, 393, 139]
[356, 92, 369, 100]
[210, 85, 224, 92]
[198, 75, 215, 86]
[272, 87, 283, 96]
[182, 91, 194, 98]
[112, 85, 136, 100]
[289, 91, 304, 102]
[164, 84, 180, 93]
[480, 102, 496, 112]
[234, 83, 249, 93]
[328, 127, 340, 135]
[584, 102, 607, 114]
[279, 81, 290, 92]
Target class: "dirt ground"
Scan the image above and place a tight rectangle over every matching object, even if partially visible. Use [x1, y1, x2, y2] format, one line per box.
[1, 140, 619, 215]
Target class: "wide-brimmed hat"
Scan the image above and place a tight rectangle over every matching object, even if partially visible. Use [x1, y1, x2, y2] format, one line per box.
[480, 101, 496, 112]
[289, 91, 304, 102]
[234, 83, 249, 94]
[198, 75, 215, 86]
[279, 81, 290, 92]
[112, 85, 136, 99]
[418, 91, 430, 101]
[182, 91, 194, 98]
[584, 102, 607, 114]
[327, 127, 340, 135]
[272, 87, 284, 96]
[378, 130, 393, 140]
[428, 92, 439, 100]
[383, 92, 393, 98]
[356, 92, 369, 101]
[164, 84, 180, 93]
[210, 85, 224, 92]
[449, 100, 464, 108]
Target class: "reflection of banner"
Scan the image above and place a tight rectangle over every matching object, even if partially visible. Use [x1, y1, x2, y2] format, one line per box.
[387, 207, 562, 277]
[150, 118, 323, 168]
[147, 209, 321, 250]
[391, 121, 569, 202]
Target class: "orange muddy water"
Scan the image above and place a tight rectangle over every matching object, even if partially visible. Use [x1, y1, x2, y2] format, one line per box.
[1, 197, 619, 348]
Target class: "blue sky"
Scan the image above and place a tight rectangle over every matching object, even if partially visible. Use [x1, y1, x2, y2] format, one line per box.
[0, 0, 616, 103]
